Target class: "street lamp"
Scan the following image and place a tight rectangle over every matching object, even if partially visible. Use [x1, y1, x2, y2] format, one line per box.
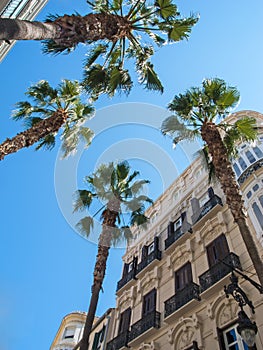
[224, 271, 259, 348]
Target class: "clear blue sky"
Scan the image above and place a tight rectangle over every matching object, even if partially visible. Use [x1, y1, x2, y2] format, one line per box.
[0, 1, 262, 349]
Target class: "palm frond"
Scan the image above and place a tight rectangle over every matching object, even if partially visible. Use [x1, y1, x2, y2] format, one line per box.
[82, 64, 109, 100]
[107, 67, 133, 96]
[35, 133, 56, 151]
[73, 190, 94, 212]
[161, 115, 197, 145]
[84, 44, 108, 68]
[26, 80, 58, 103]
[12, 101, 34, 120]
[155, 0, 178, 19]
[76, 216, 94, 237]
[137, 62, 163, 92]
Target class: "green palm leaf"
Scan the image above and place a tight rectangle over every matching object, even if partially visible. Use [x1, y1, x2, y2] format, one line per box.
[73, 190, 94, 212]
[76, 216, 94, 237]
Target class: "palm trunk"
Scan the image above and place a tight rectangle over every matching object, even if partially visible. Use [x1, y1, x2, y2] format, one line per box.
[79, 200, 120, 350]
[201, 122, 263, 286]
[0, 13, 130, 48]
[0, 109, 67, 160]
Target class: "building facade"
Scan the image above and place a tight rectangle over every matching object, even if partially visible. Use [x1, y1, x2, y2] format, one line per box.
[0, 0, 48, 61]
[50, 309, 116, 350]
[105, 110, 263, 350]
[51, 110, 263, 350]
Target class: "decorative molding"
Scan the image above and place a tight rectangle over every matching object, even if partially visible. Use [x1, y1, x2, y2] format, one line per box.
[138, 341, 160, 350]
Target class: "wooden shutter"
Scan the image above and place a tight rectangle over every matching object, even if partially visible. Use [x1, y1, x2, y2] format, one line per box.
[118, 308, 131, 334]
[175, 262, 192, 292]
[167, 221, 174, 235]
[207, 234, 229, 267]
[208, 187, 214, 198]
[142, 289, 157, 317]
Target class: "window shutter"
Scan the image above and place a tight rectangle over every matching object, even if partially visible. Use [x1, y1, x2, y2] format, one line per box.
[167, 221, 174, 235]
[92, 332, 100, 350]
[142, 289, 156, 316]
[175, 262, 192, 291]
[207, 234, 229, 267]
[141, 245, 148, 259]
[208, 187, 214, 198]
[217, 328, 226, 350]
[122, 263, 129, 277]
[118, 308, 131, 334]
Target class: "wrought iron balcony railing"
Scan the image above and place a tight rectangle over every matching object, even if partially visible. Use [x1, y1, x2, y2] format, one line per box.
[128, 310, 160, 342]
[137, 249, 162, 274]
[106, 330, 129, 350]
[164, 282, 201, 318]
[238, 159, 263, 185]
[199, 253, 242, 292]
[194, 194, 223, 224]
[116, 269, 136, 291]
[165, 227, 185, 250]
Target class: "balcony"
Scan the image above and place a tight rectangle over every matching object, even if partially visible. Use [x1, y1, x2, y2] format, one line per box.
[116, 270, 136, 292]
[106, 331, 129, 350]
[194, 194, 223, 224]
[128, 310, 160, 344]
[164, 282, 201, 318]
[238, 159, 263, 185]
[137, 249, 162, 274]
[199, 253, 242, 292]
[165, 227, 191, 250]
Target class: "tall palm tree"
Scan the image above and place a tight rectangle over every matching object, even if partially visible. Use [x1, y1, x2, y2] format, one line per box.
[0, 0, 198, 98]
[73, 161, 152, 350]
[161, 78, 263, 287]
[0, 80, 94, 160]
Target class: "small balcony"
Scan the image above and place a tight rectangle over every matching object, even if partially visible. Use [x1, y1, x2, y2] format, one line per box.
[106, 331, 129, 350]
[164, 282, 201, 318]
[165, 227, 191, 250]
[128, 310, 160, 344]
[137, 249, 162, 275]
[199, 253, 242, 292]
[238, 159, 263, 185]
[194, 194, 223, 224]
[116, 270, 136, 292]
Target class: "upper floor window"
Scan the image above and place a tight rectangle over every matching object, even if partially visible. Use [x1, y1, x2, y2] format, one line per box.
[175, 262, 192, 292]
[92, 325, 106, 350]
[63, 326, 75, 339]
[238, 157, 247, 171]
[233, 163, 241, 177]
[252, 201, 263, 230]
[142, 289, 156, 317]
[253, 146, 263, 158]
[118, 308, 131, 334]
[206, 234, 229, 267]
[219, 324, 256, 350]
[245, 150, 256, 164]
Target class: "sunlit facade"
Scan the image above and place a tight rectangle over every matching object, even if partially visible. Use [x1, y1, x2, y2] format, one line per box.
[0, 0, 48, 61]
[105, 110, 263, 350]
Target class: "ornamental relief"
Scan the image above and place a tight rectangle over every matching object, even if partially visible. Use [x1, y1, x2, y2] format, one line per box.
[138, 341, 159, 350]
[117, 287, 137, 311]
[170, 241, 193, 267]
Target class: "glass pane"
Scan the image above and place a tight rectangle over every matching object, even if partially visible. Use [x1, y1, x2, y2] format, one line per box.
[233, 163, 241, 177]
[253, 146, 263, 158]
[238, 157, 247, 170]
[245, 150, 256, 164]
[226, 329, 237, 344]
[229, 345, 239, 350]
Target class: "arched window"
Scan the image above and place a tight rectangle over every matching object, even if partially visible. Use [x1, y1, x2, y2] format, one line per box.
[238, 157, 247, 171]
[245, 150, 256, 164]
[252, 202, 263, 230]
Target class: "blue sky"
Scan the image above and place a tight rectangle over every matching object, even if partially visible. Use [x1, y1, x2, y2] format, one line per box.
[0, 1, 263, 349]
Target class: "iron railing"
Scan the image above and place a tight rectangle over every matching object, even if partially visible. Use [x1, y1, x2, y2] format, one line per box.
[199, 253, 242, 292]
[137, 249, 162, 274]
[129, 310, 160, 342]
[116, 269, 136, 291]
[164, 282, 201, 318]
[106, 330, 129, 350]
[165, 227, 185, 249]
[238, 159, 263, 185]
[194, 194, 223, 224]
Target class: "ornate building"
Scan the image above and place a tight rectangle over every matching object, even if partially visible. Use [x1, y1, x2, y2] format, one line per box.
[105, 110, 263, 350]
[0, 0, 48, 61]
[51, 110, 263, 350]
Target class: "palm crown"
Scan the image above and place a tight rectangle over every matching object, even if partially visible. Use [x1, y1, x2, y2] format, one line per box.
[44, 0, 198, 99]
[74, 161, 152, 246]
[13, 79, 94, 157]
[161, 78, 257, 152]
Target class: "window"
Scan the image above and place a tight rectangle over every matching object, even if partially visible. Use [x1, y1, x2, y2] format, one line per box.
[63, 326, 75, 339]
[238, 157, 247, 171]
[92, 326, 106, 350]
[175, 262, 192, 292]
[142, 289, 156, 317]
[174, 217, 182, 231]
[118, 308, 131, 334]
[246, 191, 252, 199]
[127, 262, 133, 273]
[219, 324, 256, 350]
[233, 163, 241, 177]
[253, 184, 259, 192]
[253, 146, 263, 158]
[148, 242, 155, 255]
[245, 150, 256, 164]
[207, 234, 229, 267]
[252, 202, 263, 229]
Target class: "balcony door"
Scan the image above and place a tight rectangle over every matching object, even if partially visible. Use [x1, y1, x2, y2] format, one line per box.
[207, 234, 229, 267]
[118, 308, 131, 335]
[142, 289, 156, 317]
[175, 262, 192, 292]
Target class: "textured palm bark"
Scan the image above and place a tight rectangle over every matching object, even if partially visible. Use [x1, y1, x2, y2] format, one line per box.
[79, 200, 120, 350]
[0, 13, 131, 47]
[201, 122, 263, 286]
[0, 109, 67, 160]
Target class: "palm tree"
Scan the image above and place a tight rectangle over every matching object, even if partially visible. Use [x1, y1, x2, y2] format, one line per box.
[161, 78, 263, 287]
[0, 79, 94, 160]
[73, 160, 152, 350]
[0, 0, 198, 98]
